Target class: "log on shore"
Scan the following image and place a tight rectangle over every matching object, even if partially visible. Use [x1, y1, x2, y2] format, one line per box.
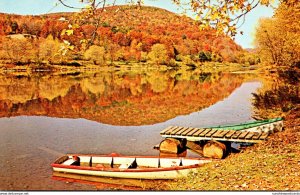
[186, 141, 203, 156]
[203, 141, 227, 159]
[159, 138, 186, 154]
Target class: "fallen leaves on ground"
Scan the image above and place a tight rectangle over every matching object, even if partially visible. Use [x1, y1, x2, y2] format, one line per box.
[166, 108, 300, 191]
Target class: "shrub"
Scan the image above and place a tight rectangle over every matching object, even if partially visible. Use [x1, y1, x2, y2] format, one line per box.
[0, 37, 33, 63]
[84, 45, 106, 65]
[199, 51, 212, 62]
[148, 43, 168, 65]
[38, 35, 62, 62]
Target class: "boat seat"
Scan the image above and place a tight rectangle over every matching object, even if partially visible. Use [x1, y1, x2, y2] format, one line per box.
[119, 163, 131, 169]
[62, 159, 75, 165]
[119, 159, 138, 169]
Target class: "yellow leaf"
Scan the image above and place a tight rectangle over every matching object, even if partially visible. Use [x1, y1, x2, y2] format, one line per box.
[68, 45, 75, 50]
[211, 12, 219, 20]
[63, 40, 70, 45]
[80, 39, 87, 44]
[61, 29, 66, 36]
[73, 24, 80, 29]
[66, 29, 74, 36]
[233, 5, 239, 11]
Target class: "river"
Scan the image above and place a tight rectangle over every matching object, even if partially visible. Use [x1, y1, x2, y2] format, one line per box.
[0, 69, 262, 190]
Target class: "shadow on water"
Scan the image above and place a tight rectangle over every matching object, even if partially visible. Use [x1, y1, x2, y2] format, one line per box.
[51, 172, 169, 190]
[0, 69, 262, 190]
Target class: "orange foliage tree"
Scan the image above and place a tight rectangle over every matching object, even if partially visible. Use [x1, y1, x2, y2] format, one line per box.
[56, 0, 298, 37]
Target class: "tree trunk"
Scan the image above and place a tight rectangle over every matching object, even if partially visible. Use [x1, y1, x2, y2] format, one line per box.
[203, 141, 227, 159]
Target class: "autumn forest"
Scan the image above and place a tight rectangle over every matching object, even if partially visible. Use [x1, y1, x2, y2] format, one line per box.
[0, 1, 298, 69]
[0, 5, 260, 67]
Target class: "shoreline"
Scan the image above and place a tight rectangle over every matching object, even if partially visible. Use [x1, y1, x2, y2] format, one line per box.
[166, 99, 300, 190]
[0, 61, 256, 76]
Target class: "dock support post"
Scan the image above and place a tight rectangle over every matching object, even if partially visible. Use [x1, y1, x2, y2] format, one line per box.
[159, 138, 187, 154]
[203, 141, 227, 159]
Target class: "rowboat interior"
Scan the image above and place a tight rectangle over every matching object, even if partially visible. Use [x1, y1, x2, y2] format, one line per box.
[53, 154, 211, 170]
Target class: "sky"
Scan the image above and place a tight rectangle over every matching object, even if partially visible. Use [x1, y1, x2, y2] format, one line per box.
[0, 0, 277, 48]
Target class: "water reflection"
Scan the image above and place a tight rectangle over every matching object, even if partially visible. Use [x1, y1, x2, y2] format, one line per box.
[0, 69, 262, 190]
[0, 70, 249, 126]
[52, 172, 168, 190]
[252, 68, 300, 122]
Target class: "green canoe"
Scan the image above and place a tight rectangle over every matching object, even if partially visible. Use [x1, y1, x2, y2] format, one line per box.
[208, 117, 284, 132]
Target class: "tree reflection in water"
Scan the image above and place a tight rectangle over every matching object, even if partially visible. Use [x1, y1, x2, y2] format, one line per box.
[0, 69, 251, 126]
[252, 67, 300, 131]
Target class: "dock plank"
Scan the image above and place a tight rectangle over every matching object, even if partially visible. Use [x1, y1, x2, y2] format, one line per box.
[192, 128, 206, 136]
[170, 127, 185, 135]
[231, 131, 242, 139]
[213, 130, 229, 138]
[165, 126, 180, 135]
[186, 128, 200, 136]
[205, 129, 217, 137]
[160, 126, 174, 134]
[199, 129, 211, 137]
[211, 130, 223, 138]
[181, 128, 196, 136]
[238, 131, 249, 139]
[245, 132, 256, 140]
[251, 132, 262, 140]
[220, 130, 231, 137]
[259, 132, 269, 140]
[175, 127, 190, 135]
[225, 130, 236, 138]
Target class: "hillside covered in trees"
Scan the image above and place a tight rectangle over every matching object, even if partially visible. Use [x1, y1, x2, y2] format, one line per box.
[0, 6, 249, 66]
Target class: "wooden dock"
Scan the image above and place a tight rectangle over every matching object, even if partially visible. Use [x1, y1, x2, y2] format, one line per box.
[160, 126, 270, 143]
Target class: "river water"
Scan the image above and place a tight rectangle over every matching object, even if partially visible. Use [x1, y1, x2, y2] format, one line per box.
[0, 69, 262, 190]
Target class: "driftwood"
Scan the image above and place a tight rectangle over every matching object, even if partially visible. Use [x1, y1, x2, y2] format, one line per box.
[159, 138, 187, 154]
[203, 141, 227, 159]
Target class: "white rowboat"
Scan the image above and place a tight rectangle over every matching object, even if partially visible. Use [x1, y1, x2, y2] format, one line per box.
[51, 153, 212, 179]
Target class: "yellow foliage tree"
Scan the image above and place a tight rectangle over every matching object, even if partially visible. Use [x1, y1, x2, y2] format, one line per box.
[38, 35, 62, 62]
[84, 45, 106, 65]
[148, 44, 168, 65]
[254, 2, 300, 67]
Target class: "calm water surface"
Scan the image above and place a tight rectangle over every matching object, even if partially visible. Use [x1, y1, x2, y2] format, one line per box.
[0, 69, 262, 190]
